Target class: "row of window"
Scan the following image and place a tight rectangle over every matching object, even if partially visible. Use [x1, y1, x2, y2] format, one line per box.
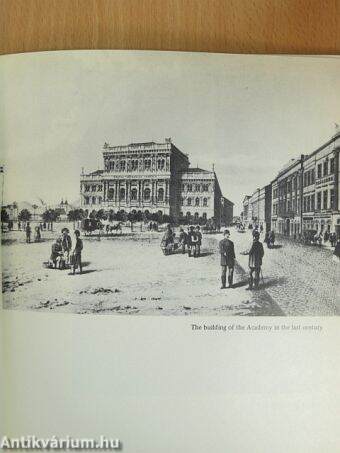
[105, 158, 167, 172]
[180, 212, 208, 220]
[182, 183, 210, 192]
[107, 187, 165, 202]
[84, 196, 103, 205]
[317, 158, 335, 179]
[181, 197, 208, 207]
[84, 184, 103, 192]
[272, 189, 335, 215]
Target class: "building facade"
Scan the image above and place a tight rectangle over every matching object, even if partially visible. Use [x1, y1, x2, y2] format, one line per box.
[242, 185, 271, 231]
[80, 139, 233, 226]
[243, 129, 340, 238]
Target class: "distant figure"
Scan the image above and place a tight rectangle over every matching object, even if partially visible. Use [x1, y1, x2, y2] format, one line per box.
[195, 226, 202, 257]
[219, 229, 235, 289]
[34, 225, 41, 242]
[18, 221, 21, 231]
[324, 230, 330, 242]
[61, 228, 72, 264]
[260, 224, 264, 233]
[179, 228, 188, 254]
[332, 238, 340, 263]
[72, 230, 83, 274]
[25, 222, 31, 243]
[50, 238, 63, 269]
[330, 232, 337, 247]
[161, 224, 173, 255]
[264, 231, 271, 248]
[269, 230, 275, 247]
[187, 226, 197, 257]
[246, 231, 264, 290]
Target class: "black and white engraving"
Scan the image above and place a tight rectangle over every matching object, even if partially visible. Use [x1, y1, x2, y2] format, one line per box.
[1, 51, 339, 316]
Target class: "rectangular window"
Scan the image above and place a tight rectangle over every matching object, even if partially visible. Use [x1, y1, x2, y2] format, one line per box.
[330, 189, 335, 209]
[323, 190, 328, 210]
[317, 192, 322, 210]
[330, 158, 335, 174]
[311, 169, 315, 184]
[323, 161, 328, 177]
[317, 164, 322, 179]
[311, 194, 315, 211]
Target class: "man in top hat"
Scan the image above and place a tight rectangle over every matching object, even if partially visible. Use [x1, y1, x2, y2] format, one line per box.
[187, 226, 197, 257]
[246, 230, 264, 290]
[219, 229, 235, 289]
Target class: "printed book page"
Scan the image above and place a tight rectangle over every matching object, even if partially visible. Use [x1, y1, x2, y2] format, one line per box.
[0, 50, 339, 453]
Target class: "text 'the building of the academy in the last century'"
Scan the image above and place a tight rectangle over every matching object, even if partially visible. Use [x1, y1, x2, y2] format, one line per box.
[80, 138, 233, 226]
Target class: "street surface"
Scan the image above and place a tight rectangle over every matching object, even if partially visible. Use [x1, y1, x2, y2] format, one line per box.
[2, 224, 339, 316]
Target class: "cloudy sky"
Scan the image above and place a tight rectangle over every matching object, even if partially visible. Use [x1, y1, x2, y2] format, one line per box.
[1, 51, 340, 214]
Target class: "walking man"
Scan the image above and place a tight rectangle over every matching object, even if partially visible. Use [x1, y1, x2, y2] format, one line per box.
[246, 230, 264, 290]
[187, 226, 197, 257]
[72, 230, 83, 274]
[25, 222, 31, 243]
[195, 226, 202, 257]
[178, 228, 188, 254]
[219, 229, 235, 289]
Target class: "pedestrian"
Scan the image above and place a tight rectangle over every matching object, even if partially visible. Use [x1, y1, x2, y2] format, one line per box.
[25, 222, 31, 243]
[219, 229, 235, 289]
[61, 227, 72, 264]
[264, 231, 271, 249]
[245, 230, 264, 290]
[332, 238, 340, 264]
[161, 224, 173, 255]
[72, 230, 83, 274]
[269, 230, 275, 247]
[260, 224, 264, 233]
[34, 225, 41, 242]
[187, 226, 197, 257]
[195, 226, 202, 257]
[324, 230, 330, 242]
[178, 228, 188, 254]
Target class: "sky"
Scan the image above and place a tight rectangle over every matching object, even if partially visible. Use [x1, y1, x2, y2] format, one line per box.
[1, 51, 340, 214]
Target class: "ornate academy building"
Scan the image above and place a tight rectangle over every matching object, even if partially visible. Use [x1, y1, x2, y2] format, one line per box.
[80, 138, 233, 226]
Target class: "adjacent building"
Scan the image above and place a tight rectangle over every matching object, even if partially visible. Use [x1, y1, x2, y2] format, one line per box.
[242, 129, 340, 237]
[80, 138, 233, 226]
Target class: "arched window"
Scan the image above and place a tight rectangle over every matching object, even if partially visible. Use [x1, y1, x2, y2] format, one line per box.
[195, 184, 201, 192]
[157, 188, 164, 201]
[109, 161, 115, 171]
[120, 161, 126, 171]
[131, 160, 138, 171]
[203, 197, 208, 206]
[144, 188, 151, 201]
[202, 212, 207, 219]
[108, 188, 114, 200]
[187, 198, 192, 206]
[84, 196, 89, 205]
[194, 212, 199, 220]
[186, 212, 191, 219]
[187, 184, 192, 192]
[195, 197, 200, 206]
[131, 188, 138, 200]
[119, 188, 125, 200]
[92, 197, 96, 204]
[145, 159, 151, 170]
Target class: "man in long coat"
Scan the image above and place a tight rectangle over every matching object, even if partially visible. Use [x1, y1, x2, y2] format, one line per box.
[219, 229, 235, 289]
[246, 231, 264, 290]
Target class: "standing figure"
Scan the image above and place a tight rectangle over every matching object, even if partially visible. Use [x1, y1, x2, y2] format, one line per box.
[219, 229, 235, 289]
[246, 231, 264, 290]
[62, 228, 72, 264]
[332, 238, 340, 263]
[34, 225, 41, 242]
[178, 228, 188, 254]
[195, 226, 202, 257]
[330, 232, 336, 247]
[50, 238, 63, 269]
[269, 230, 275, 247]
[264, 231, 271, 248]
[25, 222, 31, 243]
[187, 226, 197, 257]
[72, 230, 83, 274]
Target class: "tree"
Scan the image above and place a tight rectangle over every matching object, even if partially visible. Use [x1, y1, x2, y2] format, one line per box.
[135, 211, 143, 222]
[42, 209, 59, 231]
[18, 208, 32, 223]
[96, 209, 107, 221]
[108, 209, 115, 222]
[1, 208, 9, 224]
[89, 209, 97, 219]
